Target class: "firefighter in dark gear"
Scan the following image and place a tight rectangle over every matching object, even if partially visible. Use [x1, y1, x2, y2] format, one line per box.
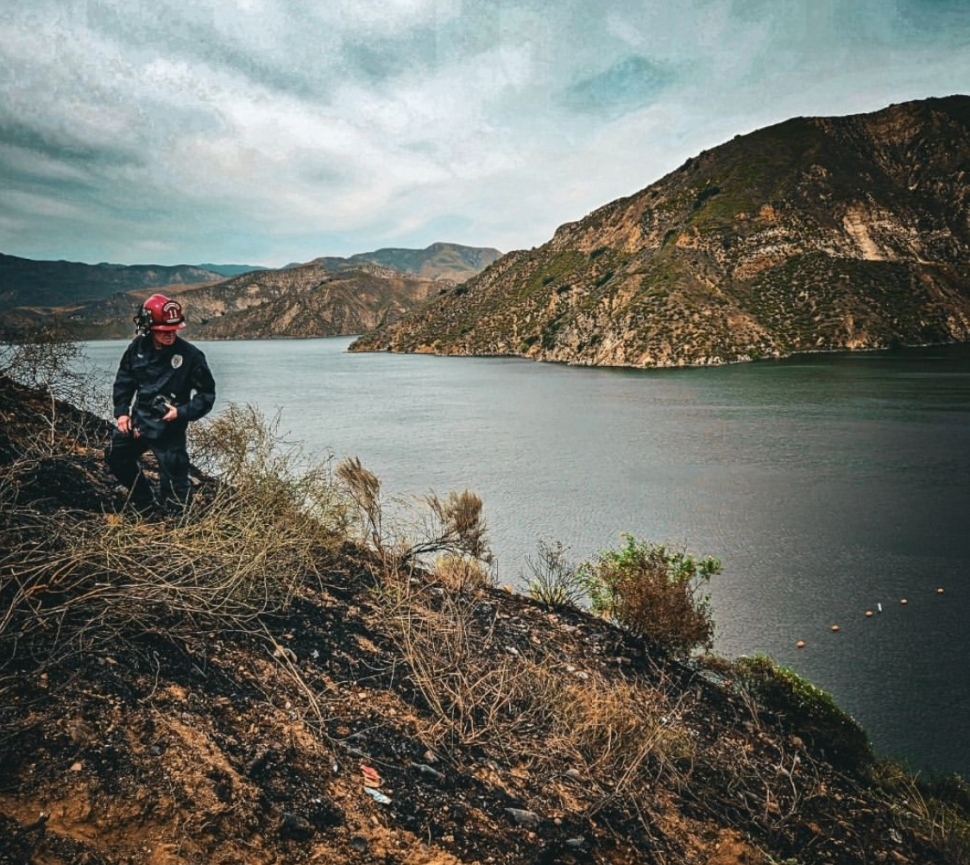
[105, 293, 216, 513]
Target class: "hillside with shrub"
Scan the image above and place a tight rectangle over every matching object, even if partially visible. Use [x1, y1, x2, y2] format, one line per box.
[352, 96, 970, 367]
[2, 338, 969, 865]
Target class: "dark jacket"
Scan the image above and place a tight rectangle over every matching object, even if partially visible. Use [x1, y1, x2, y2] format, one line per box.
[112, 335, 216, 439]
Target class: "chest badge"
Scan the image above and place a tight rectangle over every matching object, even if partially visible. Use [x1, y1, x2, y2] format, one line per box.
[171, 354, 183, 369]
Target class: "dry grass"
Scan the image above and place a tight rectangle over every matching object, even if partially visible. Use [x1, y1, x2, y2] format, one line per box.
[432, 554, 493, 594]
[0, 401, 349, 664]
[373, 574, 547, 748]
[875, 763, 970, 864]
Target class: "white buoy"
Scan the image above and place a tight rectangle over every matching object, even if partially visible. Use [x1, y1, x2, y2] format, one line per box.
[877, 603, 883, 613]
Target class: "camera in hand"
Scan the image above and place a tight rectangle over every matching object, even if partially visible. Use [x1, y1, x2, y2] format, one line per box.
[149, 393, 174, 419]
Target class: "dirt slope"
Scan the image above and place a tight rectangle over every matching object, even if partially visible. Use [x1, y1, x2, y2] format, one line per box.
[1, 373, 966, 865]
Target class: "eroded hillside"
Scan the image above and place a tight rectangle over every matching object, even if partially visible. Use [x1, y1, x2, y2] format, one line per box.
[353, 96, 970, 367]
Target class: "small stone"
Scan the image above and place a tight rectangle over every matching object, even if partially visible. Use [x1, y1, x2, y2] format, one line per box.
[280, 812, 314, 840]
[565, 837, 585, 849]
[416, 763, 445, 783]
[350, 837, 368, 853]
[505, 807, 540, 829]
[70, 762, 83, 772]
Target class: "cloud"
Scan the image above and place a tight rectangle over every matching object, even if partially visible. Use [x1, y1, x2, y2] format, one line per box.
[0, 0, 968, 266]
[560, 55, 675, 118]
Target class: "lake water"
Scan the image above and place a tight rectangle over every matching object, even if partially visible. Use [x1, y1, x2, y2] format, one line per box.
[80, 336, 970, 780]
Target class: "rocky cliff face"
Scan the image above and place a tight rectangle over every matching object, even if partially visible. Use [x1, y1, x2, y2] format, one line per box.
[352, 96, 970, 367]
[190, 264, 445, 340]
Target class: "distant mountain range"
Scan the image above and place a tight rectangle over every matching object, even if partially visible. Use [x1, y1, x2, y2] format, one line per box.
[0, 255, 224, 311]
[197, 264, 268, 278]
[3, 244, 501, 340]
[352, 96, 970, 367]
[295, 243, 502, 283]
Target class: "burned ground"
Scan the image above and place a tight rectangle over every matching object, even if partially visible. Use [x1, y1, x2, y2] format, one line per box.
[1, 373, 967, 865]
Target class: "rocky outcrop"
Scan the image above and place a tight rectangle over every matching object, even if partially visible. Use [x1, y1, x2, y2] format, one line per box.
[188, 264, 445, 340]
[352, 96, 970, 367]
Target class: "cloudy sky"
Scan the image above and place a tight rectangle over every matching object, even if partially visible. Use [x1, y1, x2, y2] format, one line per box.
[1, 0, 968, 267]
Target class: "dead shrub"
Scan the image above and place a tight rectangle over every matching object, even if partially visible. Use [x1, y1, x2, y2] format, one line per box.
[524, 539, 585, 609]
[336, 457, 492, 573]
[374, 576, 554, 748]
[545, 675, 696, 802]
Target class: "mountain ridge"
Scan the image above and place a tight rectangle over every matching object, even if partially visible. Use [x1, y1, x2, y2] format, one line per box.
[2, 244, 501, 340]
[296, 242, 503, 284]
[0, 254, 224, 311]
[351, 96, 970, 367]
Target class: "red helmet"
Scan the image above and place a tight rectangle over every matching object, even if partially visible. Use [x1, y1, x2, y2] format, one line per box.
[136, 293, 186, 333]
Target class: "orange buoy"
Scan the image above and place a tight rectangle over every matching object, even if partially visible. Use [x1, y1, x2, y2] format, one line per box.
[865, 610, 874, 618]
[831, 624, 841, 632]
[901, 599, 909, 605]
[937, 588, 945, 595]
[796, 641, 806, 649]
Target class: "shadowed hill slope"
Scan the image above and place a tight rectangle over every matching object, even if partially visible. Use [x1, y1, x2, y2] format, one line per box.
[0, 254, 222, 311]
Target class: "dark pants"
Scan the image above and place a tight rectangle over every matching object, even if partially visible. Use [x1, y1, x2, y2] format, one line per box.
[105, 426, 191, 510]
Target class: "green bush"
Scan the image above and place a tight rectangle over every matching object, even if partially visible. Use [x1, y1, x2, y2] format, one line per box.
[580, 534, 721, 657]
[735, 655, 873, 775]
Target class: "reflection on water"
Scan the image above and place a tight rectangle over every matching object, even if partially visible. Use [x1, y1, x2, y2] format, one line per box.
[81, 338, 970, 779]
